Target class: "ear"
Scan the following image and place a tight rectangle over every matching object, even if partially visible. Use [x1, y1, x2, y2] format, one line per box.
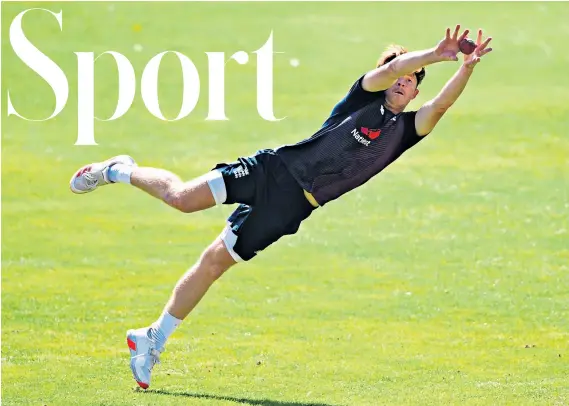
[412, 88, 419, 100]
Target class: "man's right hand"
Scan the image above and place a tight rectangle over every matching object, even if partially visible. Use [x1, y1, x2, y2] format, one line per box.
[433, 24, 470, 62]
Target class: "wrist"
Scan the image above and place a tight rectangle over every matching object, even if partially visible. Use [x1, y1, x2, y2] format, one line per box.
[428, 47, 445, 63]
[461, 63, 475, 73]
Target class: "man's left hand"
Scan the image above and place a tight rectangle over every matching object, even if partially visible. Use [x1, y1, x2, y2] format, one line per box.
[463, 29, 493, 70]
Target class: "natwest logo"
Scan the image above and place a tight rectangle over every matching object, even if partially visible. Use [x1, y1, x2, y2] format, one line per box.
[351, 128, 371, 146]
[6, 8, 285, 146]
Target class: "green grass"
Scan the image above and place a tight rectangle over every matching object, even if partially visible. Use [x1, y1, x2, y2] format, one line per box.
[2, 1, 569, 405]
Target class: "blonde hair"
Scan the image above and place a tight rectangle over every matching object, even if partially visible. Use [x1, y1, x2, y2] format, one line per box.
[376, 44, 408, 68]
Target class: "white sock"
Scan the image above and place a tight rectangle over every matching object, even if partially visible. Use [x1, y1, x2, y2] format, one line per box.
[107, 164, 133, 184]
[150, 311, 182, 346]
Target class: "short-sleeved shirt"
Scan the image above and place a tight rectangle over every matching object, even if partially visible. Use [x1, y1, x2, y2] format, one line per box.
[276, 74, 427, 206]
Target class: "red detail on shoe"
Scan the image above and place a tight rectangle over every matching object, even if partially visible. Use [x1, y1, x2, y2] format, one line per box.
[76, 166, 92, 177]
[137, 381, 149, 389]
[127, 337, 136, 351]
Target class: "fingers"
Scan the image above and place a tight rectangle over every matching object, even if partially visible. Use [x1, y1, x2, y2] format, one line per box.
[477, 29, 483, 45]
[473, 36, 492, 59]
[445, 28, 451, 40]
[466, 46, 492, 69]
[458, 29, 470, 43]
[452, 24, 461, 40]
[478, 36, 492, 51]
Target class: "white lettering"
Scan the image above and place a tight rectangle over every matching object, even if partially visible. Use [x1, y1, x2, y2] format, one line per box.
[141, 51, 200, 121]
[75, 51, 136, 145]
[7, 9, 285, 144]
[351, 128, 371, 146]
[7, 8, 68, 121]
[253, 31, 284, 121]
[205, 51, 249, 120]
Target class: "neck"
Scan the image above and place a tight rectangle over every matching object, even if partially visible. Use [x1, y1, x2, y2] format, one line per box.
[384, 99, 404, 114]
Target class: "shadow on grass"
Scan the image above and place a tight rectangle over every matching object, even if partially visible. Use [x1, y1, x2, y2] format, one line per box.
[141, 389, 340, 406]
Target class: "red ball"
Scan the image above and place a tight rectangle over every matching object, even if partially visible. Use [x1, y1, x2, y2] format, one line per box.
[459, 38, 477, 55]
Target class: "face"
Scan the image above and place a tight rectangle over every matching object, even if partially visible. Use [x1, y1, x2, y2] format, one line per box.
[385, 74, 419, 110]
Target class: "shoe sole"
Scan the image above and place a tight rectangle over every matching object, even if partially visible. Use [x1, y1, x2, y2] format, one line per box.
[69, 155, 136, 194]
[126, 330, 150, 390]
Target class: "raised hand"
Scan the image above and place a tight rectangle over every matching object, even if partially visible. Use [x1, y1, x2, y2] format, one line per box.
[463, 29, 493, 69]
[434, 24, 470, 62]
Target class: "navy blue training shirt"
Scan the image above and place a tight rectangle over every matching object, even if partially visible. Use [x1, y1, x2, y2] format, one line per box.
[276, 74, 427, 206]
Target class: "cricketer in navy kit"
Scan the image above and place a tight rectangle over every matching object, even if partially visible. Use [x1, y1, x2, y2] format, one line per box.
[70, 26, 493, 389]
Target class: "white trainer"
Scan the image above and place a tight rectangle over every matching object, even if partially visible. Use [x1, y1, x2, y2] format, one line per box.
[69, 155, 136, 194]
[126, 328, 164, 390]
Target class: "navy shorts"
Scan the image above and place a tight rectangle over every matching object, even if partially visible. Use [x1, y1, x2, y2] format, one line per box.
[212, 149, 317, 261]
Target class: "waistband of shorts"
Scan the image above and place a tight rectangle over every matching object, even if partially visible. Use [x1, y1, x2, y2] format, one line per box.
[303, 190, 320, 208]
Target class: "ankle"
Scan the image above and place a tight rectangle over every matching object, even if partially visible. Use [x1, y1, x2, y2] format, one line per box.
[107, 164, 133, 184]
[150, 311, 182, 346]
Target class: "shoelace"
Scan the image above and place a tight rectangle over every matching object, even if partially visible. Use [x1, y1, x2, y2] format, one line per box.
[149, 348, 163, 368]
[83, 172, 98, 188]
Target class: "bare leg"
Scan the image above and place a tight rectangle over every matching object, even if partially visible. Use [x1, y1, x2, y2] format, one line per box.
[130, 167, 218, 213]
[118, 163, 238, 389]
[124, 165, 234, 319]
[145, 236, 238, 353]
[165, 237, 237, 320]
[127, 235, 238, 389]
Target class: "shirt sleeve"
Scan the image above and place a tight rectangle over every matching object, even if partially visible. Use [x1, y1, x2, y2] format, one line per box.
[322, 75, 385, 127]
[400, 111, 427, 151]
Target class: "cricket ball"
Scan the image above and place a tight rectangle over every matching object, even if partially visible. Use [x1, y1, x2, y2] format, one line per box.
[459, 38, 477, 55]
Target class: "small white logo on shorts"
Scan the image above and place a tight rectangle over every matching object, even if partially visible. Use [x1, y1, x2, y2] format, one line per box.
[234, 165, 249, 179]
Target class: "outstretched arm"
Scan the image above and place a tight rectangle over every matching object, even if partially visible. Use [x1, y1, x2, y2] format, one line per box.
[415, 29, 493, 136]
[362, 25, 470, 92]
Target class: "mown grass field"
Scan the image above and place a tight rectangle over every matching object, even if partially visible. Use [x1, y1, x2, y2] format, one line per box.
[2, 1, 568, 405]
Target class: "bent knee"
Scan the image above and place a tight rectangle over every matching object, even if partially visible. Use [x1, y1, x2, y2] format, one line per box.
[165, 189, 193, 213]
[199, 242, 236, 280]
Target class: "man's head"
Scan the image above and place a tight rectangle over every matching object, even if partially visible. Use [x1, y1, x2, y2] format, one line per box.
[376, 45, 426, 111]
